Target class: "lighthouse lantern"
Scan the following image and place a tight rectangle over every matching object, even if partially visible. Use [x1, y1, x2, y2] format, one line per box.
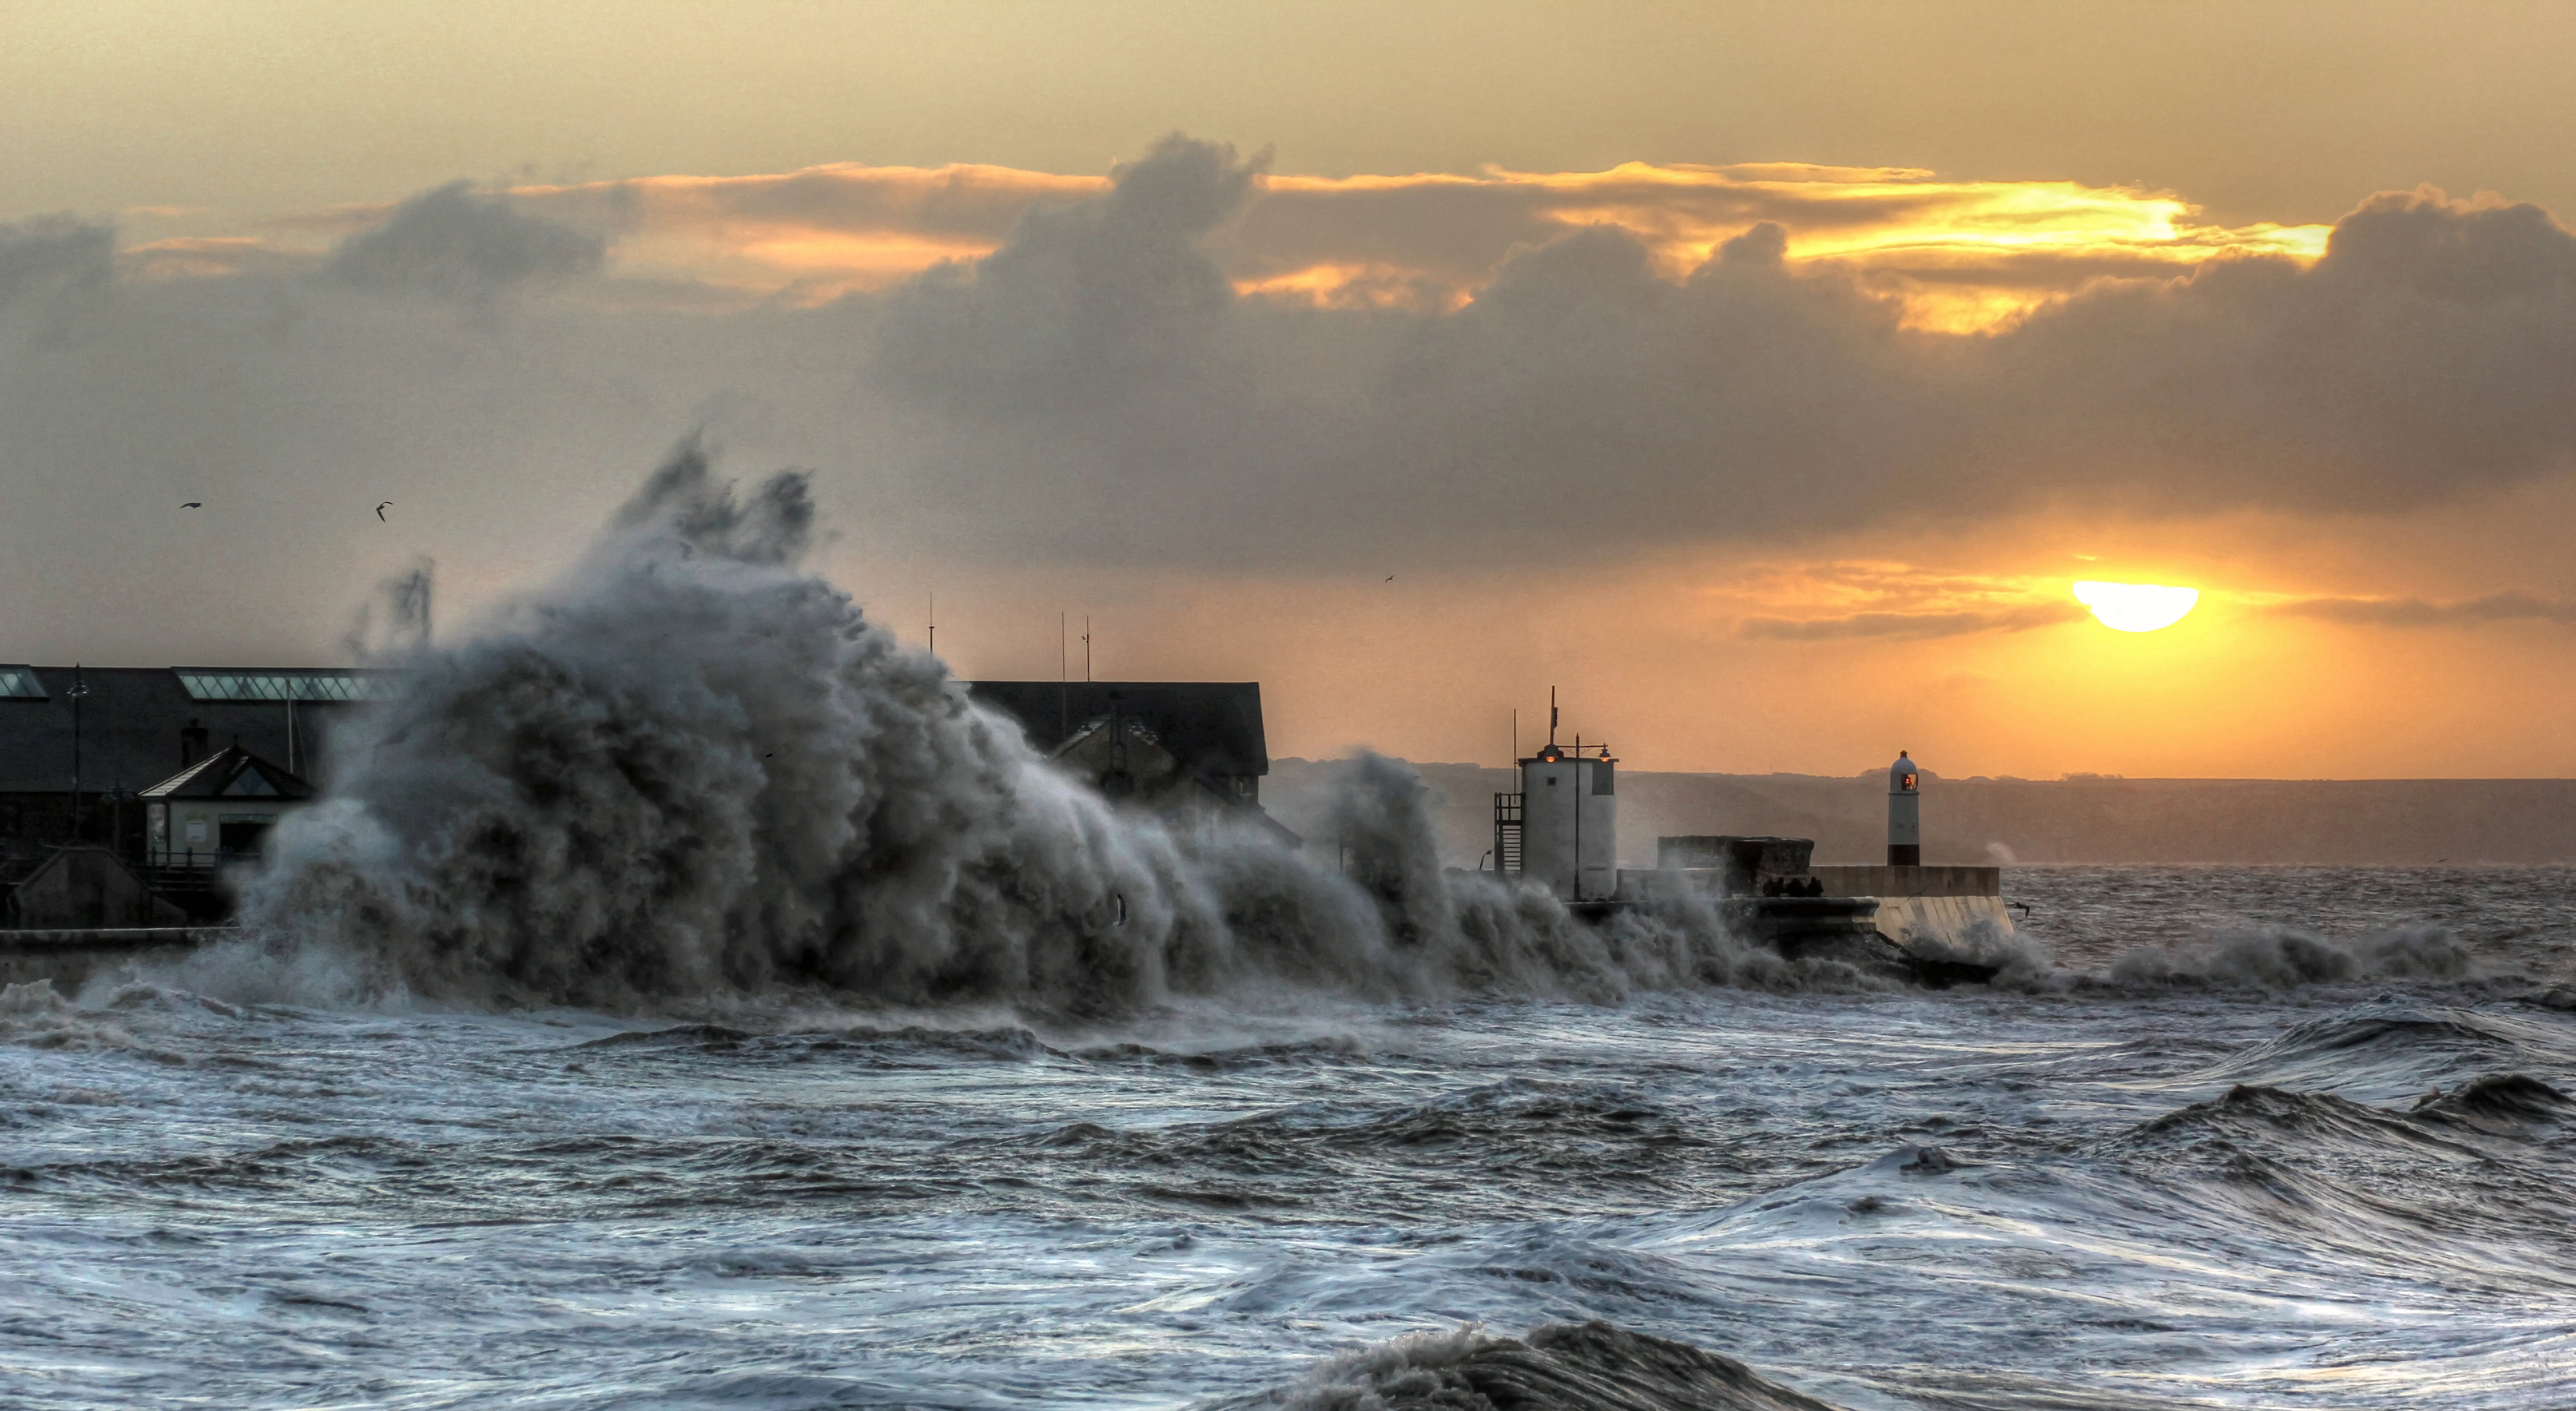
[1886, 750, 1923, 867]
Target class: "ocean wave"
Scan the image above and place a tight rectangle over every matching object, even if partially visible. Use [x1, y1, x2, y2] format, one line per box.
[1004, 1080, 1721, 1222]
[2183, 1003, 2576, 1097]
[577, 1022, 1060, 1066]
[2124, 1082, 2491, 1158]
[2105, 924, 2476, 989]
[0, 979, 160, 1056]
[1071, 1034, 1375, 1070]
[1214, 1320, 1844, 1411]
[219, 441, 1913, 1017]
[2409, 1073, 2575, 1140]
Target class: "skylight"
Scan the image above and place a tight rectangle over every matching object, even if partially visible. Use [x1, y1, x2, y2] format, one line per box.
[0, 666, 44, 700]
[175, 669, 387, 703]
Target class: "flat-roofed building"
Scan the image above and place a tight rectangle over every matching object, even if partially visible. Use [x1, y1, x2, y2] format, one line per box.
[0, 665, 385, 865]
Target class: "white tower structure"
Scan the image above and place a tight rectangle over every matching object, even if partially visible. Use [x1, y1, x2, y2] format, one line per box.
[1496, 691, 1618, 900]
[1887, 751, 1922, 867]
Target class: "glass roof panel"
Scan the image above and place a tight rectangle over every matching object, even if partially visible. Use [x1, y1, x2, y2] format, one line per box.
[0, 666, 45, 700]
[175, 669, 390, 703]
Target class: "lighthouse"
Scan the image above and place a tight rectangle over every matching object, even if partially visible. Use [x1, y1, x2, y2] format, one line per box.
[1492, 690, 1618, 901]
[1887, 751, 1922, 867]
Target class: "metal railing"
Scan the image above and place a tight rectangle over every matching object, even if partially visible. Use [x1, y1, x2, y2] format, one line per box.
[140, 849, 263, 894]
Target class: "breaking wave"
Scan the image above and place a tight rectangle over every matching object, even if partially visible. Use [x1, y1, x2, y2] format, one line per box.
[2106, 924, 2476, 989]
[234, 441, 1850, 1015]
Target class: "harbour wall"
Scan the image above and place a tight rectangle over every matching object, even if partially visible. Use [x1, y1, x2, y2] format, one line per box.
[1270, 761, 2576, 867]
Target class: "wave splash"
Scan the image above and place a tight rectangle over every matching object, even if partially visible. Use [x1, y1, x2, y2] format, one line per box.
[237, 441, 1832, 1013]
[2108, 925, 2475, 989]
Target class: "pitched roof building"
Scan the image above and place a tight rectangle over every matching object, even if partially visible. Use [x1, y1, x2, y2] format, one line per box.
[965, 680, 1295, 845]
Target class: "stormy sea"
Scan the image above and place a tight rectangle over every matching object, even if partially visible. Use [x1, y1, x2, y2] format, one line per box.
[5, 448, 2574, 1410]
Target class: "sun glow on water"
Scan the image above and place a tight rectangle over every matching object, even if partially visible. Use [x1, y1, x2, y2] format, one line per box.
[2073, 580, 2200, 631]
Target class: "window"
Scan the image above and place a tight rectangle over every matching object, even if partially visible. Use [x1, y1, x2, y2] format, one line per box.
[219, 820, 274, 854]
[0, 666, 43, 699]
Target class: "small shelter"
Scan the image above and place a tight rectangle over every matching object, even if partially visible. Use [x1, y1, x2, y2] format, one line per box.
[139, 744, 316, 866]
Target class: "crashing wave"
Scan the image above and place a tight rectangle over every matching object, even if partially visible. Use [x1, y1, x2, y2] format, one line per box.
[233, 440, 1859, 1014]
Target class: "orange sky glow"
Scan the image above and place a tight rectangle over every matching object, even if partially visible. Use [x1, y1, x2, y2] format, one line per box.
[9, 5, 2576, 782]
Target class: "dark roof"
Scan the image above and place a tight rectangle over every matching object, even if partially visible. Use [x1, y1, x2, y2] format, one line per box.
[0, 666, 378, 794]
[140, 743, 317, 801]
[966, 682, 1269, 778]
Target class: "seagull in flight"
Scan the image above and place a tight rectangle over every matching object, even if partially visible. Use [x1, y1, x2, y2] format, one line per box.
[180, 501, 202, 509]
[375, 501, 393, 521]
[1384, 574, 1396, 582]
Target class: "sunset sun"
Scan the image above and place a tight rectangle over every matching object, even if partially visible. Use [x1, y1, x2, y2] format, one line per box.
[2073, 580, 2200, 632]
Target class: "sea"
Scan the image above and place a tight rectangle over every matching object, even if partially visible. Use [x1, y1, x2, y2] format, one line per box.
[4, 864, 2572, 1411]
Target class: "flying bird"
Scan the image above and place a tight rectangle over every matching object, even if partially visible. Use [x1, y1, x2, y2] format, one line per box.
[375, 501, 393, 521]
[180, 501, 202, 509]
[1384, 574, 1396, 582]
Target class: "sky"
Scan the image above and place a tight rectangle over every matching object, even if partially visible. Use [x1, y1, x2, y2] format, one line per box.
[5, 0, 2576, 779]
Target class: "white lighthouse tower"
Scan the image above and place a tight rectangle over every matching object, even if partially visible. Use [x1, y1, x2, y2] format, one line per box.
[1887, 750, 1922, 867]
[1496, 691, 1618, 901]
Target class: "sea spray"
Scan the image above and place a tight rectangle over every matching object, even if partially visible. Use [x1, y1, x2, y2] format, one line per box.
[242, 441, 1231, 1011]
[238, 440, 1841, 1013]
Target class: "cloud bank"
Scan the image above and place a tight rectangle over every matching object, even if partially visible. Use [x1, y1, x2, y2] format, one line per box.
[2273, 592, 2576, 627]
[485, 154, 2326, 329]
[325, 182, 605, 300]
[1739, 603, 2088, 641]
[4, 138, 2576, 626]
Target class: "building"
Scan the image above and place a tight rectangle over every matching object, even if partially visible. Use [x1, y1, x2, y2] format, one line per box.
[140, 744, 318, 866]
[0, 665, 381, 868]
[1491, 694, 1620, 901]
[0, 666, 1292, 900]
[965, 680, 1292, 841]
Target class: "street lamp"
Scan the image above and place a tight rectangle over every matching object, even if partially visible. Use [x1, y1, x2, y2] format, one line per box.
[67, 665, 89, 840]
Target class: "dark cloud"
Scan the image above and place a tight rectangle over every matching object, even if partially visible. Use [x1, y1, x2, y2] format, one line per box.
[1718, 220, 1788, 266]
[854, 147, 2576, 569]
[2271, 592, 2576, 627]
[1738, 603, 2088, 640]
[326, 181, 604, 300]
[874, 135, 1266, 412]
[0, 215, 114, 308]
[1991, 188, 2576, 518]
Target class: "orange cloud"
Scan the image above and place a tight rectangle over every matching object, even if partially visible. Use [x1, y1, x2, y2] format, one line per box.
[146, 159, 2333, 330]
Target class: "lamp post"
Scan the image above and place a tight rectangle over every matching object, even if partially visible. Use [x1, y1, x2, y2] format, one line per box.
[68, 665, 89, 840]
[104, 784, 133, 860]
